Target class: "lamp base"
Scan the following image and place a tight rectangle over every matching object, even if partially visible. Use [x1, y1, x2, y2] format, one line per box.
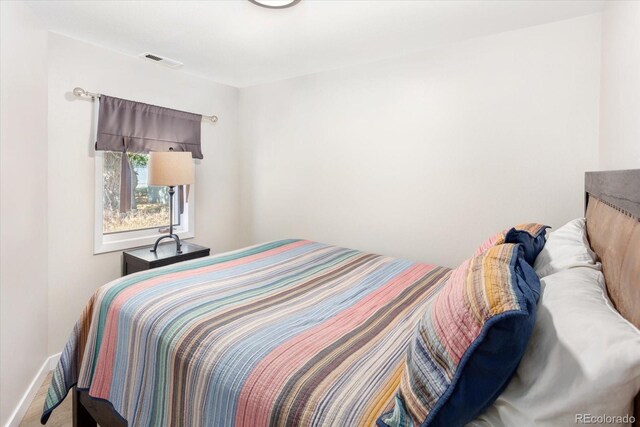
[150, 234, 182, 254]
[150, 185, 181, 254]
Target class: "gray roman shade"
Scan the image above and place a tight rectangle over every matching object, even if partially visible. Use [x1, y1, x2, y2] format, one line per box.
[96, 95, 203, 159]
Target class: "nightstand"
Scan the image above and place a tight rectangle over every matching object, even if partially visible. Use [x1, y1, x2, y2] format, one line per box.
[122, 242, 210, 276]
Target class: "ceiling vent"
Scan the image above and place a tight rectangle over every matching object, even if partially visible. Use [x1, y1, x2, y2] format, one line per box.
[139, 52, 184, 69]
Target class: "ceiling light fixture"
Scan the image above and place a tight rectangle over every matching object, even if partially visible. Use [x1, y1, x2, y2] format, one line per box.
[248, 0, 301, 9]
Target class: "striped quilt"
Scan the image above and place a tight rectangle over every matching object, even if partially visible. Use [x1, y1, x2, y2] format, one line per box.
[41, 240, 450, 426]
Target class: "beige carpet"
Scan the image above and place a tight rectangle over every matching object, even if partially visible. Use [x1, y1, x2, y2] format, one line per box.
[20, 372, 72, 427]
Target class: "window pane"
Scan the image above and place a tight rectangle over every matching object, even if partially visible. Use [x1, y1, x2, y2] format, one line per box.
[103, 152, 179, 234]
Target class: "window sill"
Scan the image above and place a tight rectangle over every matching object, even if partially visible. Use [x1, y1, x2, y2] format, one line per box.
[94, 229, 195, 255]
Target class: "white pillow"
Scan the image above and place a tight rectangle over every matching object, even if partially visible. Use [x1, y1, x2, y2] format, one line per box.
[534, 218, 598, 278]
[468, 267, 640, 427]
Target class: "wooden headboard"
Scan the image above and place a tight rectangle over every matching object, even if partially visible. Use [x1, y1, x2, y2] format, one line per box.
[585, 169, 640, 426]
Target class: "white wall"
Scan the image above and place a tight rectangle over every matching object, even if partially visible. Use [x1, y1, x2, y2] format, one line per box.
[599, 1, 640, 170]
[0, 2, 49, 425]
[46, 34, 242, 353]
[239, 14, 601, 267]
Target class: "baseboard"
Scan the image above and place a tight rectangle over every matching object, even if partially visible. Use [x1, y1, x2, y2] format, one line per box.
[47, 353, 61, 371]
[4, 353, 61, 427]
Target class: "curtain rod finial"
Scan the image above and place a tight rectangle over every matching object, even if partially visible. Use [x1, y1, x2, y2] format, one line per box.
[73, 87, 100, 100]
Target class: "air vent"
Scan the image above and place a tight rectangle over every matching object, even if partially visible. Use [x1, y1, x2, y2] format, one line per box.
[144, 53, 163, 61]
[139, 52, 184, 69]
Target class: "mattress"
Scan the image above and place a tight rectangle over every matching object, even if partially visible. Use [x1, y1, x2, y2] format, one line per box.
[42, 239, 450, 426]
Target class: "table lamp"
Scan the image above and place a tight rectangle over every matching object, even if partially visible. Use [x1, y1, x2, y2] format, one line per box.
[148, 150, 194, 254]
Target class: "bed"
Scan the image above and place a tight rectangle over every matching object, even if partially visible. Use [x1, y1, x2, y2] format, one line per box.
[41, 170, 640, 427]
[42, 240, 451, 426]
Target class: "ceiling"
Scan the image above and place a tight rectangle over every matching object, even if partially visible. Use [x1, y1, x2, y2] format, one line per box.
[27, 0, 604, 88]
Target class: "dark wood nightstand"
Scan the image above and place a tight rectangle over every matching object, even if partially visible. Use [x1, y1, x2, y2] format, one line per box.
[122, 242, 210, 276]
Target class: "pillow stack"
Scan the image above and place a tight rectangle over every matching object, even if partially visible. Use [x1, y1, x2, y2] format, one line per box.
[378, 224, 548, 427]
[470, 218, 640, 427]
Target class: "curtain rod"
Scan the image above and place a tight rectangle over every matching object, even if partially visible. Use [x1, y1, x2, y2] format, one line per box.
[72, 87, 218, 123]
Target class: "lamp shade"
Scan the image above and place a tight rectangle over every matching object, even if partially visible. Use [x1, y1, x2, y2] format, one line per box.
[148, 151, 194, 186]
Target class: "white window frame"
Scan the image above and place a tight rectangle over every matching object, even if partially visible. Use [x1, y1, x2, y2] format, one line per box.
[94, 151, 195, 254]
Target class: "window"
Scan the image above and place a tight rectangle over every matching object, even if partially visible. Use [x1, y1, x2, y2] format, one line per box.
[94, 151, 194, 254]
